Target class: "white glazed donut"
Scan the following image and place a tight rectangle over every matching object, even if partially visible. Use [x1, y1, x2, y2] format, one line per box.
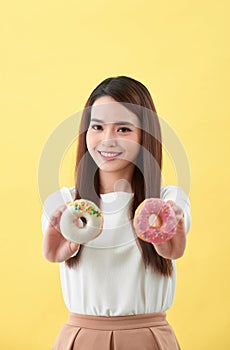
[60, 199, 104, 244]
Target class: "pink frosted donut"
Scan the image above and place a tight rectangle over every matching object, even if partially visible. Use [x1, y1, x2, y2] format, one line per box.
[133, 198, 177, 244]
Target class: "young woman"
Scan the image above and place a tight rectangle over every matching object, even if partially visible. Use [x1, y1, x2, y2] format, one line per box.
[41, 76, 191, 349]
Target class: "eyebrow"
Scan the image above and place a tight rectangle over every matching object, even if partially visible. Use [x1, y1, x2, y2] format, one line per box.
[90, 118, 135, 126]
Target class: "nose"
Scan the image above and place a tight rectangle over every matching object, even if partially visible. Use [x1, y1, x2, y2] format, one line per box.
[101, 126, 117, 147]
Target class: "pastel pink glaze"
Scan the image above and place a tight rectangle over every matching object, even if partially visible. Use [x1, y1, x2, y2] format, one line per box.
[133, 198, 177, 244]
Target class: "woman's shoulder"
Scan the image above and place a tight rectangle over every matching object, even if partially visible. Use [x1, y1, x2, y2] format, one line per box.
[68, 185, 75, 200]
[160, 185, 190, 202]
[60, 185, 76, 201]
[43, 186, 75, 209]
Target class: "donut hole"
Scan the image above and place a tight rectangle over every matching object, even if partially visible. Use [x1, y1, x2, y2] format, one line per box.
[73, 216, 87, 229]
[148, 214, 162, 228]
[80, 216, 87, 226]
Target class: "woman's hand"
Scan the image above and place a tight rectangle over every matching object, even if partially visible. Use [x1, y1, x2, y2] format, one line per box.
[42, 204, 80, 262]
[153, 200, 186, 260]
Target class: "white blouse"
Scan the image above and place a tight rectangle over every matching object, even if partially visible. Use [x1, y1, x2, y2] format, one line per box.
[41, 185, 191, 316]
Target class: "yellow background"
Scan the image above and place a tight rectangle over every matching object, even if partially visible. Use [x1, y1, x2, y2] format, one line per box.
[1, 1, 229, 349]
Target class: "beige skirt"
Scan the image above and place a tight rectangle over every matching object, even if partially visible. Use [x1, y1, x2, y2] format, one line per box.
[52, 312, 181, 350]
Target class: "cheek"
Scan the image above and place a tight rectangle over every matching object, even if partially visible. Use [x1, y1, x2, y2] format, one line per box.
[132, 143, 141, 158]
[86, 130, 96, 150]
[86, 131, 90, 149]
[122, 139, 141, 158]
[131, 135, 141, 157]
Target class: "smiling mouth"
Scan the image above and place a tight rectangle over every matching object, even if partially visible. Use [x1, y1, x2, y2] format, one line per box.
[98, 151, 122, 160]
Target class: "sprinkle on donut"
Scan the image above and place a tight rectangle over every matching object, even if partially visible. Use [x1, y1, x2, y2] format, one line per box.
[69, 200, 102, 218]
[60, 199, 104, 244]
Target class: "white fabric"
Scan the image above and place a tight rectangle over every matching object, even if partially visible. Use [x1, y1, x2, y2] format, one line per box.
[41, 185, 191, 316]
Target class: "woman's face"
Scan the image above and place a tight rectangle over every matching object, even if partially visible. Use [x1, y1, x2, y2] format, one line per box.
[86, 96, 142, 176]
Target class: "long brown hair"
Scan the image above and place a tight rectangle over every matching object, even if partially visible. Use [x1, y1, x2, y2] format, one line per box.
[66, 76, 173, 276]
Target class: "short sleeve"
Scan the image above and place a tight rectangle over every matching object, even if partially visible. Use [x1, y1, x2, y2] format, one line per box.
[160, 185, 192, 234]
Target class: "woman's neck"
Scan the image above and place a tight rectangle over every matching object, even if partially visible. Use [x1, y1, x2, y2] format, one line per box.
[99, 171, 133, 194]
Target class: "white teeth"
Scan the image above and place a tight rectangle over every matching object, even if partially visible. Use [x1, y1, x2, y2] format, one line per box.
[100, 152, 120, 157]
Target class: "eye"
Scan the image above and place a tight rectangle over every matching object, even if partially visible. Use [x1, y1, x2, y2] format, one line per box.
[91, 124, 103, 130]
[117, 127, 132, 133]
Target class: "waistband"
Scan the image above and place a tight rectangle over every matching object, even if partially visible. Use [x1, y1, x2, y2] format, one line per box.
[67, 312, 167, 330]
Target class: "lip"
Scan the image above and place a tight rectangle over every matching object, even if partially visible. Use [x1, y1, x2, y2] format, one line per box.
[98, 150, 122, 161]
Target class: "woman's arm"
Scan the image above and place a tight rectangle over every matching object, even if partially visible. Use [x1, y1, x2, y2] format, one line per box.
[153, 200, 186, 259]
[42, 204, 80, 262]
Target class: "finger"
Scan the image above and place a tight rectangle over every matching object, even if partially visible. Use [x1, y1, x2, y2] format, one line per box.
[166, 200, 175, 208]
[173, 205, 184, 218]
[50, 216, 57, 225]
[70, 242, 80, 252]
[166, 201, 184, 224]
[49, 216, 61, 232]
[53, 205, 68, 218]
[166, 201, 183, 214]
[57, 204, 69, 212]
[50, 208, 65, 227]
[166, 200, 175, 204]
